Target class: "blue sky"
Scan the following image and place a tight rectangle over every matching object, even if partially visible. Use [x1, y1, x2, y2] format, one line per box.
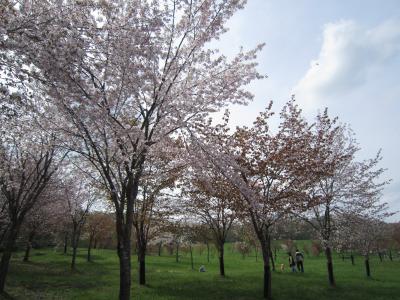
[215, 0, 400, 221]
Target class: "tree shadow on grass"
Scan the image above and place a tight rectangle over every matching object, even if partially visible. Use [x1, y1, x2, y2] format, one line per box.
[6, 254, 112, 299]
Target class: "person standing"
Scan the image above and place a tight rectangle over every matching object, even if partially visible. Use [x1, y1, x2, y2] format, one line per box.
[288, 253, 296, 272]
[295, 249, 304, 273]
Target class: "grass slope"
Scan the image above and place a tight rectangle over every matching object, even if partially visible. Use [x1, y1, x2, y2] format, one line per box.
[1, 243, 399, 300]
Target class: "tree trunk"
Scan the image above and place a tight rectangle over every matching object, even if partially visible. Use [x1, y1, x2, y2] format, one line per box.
[261, 244, 272, 300]
[389, 250, 393, 261]
[325, 246, 336, 287]
[378, 252, 383, 262]
[218, 243, 225, 276]
[70, 226, 80, 270]
[255, 246, 258, 262]
[63, 232, 68, 254]
[23, 231, 35, 262]
[0, 224, 19, 293]
[118, 245, 131, 300]
[87, 234, 93, 262]
[158, 242, 162, 256]
[138, 246, 146, 285]
[136, 227, 147, 286]
[206, 242, 210, 263]
[116, 217, 133, 300]
[269, 250, 275, 271]
[350, 253, 355, 265]
[365, 257, 371, 277]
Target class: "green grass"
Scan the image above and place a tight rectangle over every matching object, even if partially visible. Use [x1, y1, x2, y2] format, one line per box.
[1, 243, 400, 300]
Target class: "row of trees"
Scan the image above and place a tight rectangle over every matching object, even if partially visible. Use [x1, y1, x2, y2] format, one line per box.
[0, 1, 396, 300]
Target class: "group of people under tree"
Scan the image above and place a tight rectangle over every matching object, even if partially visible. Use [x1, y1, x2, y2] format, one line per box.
[288, 250, 304, 273]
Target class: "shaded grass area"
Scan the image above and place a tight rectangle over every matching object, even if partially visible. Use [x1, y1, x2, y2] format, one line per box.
[1, 243, 400, 300]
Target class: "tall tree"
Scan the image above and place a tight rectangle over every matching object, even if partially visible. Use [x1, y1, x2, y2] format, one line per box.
[191, 101, 316, 299]
[2, 2, 263, 298]
[184, 155, 237, 276]
[298, 110, 390, 287]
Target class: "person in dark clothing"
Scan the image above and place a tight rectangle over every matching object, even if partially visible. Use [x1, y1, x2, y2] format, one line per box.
[295, 249, 304, 272]
[288, 253, 296, 272]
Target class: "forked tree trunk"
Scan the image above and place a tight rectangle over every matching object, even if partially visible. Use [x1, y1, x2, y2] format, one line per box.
[0, 223, 20, 293]
[269, 243, 275, 272]
[325, 246, 336, 286]
[23, 231, 35, 262]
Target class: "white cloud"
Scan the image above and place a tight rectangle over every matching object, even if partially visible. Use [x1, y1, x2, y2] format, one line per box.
[293, 19, 400, 106]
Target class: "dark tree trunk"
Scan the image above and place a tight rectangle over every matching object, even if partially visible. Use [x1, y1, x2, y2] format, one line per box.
[70, 225, 80, 270]
[206, 242, 210, 263]
[0, 224, 19, 293]
[325, 246, 336, 287]
[158, 242, 162, 256]
[87, 234, 93, 262]
[118, 245, 131, 300]
[365, 257, 371, 277]
[350, 253, 355, 265]
[269, 243, 275, 272]
[136, 227, 147, 286]
[175, 243, 179, 263]
[261, 244, 272, 300]
[63, 232, 68, 254]
[274, 247, 277, 261]
[218, 243, 225, 276]
[93, 238, 97, 249]
[71, 244, 77, 269]
[116, 219, 132, 300]
[378, 252, 383, 262]
[23, 231, 35, 262]
[389, 250, 393, 261]
[138, 247, 146, 285]
[255, 246, 258, 262]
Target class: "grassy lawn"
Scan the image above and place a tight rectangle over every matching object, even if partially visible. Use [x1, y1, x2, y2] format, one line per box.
[1, 243, 399, 300]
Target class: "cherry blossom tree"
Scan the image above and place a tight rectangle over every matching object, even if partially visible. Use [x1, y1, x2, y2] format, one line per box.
[2, 1, 263, 298]
[190, 100, 315, 299]
[297, 110, 390, 287]
[59, 168, 98, 270]
[133, 144, 183, 285]
[85, 211, 115, 262]
[20, 187, 65, 262]
[184, 153, 237, 276]
[0, 98, 64, 292]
